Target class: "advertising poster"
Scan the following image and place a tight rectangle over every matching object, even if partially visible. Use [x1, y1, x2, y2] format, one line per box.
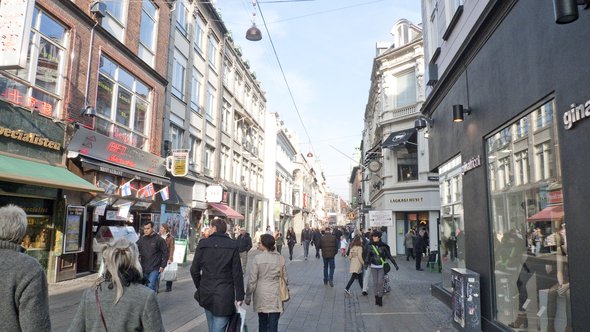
[161, 205, 190, 240]
[63, 206, 86, 253]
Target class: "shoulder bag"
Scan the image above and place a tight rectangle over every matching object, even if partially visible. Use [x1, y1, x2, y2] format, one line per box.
[371, 245, 391, 274]
[279, 266, 290, 302]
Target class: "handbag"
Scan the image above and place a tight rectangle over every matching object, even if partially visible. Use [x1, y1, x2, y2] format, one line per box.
[279, 266, 290, 302]
[225, 312, 241, 332]
[161, 262, 178, 282]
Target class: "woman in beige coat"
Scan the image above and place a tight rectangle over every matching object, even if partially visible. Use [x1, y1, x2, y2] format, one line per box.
[245, 234, 287, 332]
[344, 235, 365, 295]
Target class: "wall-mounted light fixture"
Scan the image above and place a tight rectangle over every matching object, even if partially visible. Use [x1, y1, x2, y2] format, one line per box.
[553, 0, 589, 24]
[453, 104, 471, 123]
[414, 116, 433, 139]
[81, 105, 96, 117]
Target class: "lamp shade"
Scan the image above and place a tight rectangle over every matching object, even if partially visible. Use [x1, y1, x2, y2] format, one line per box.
[246, 24, 262, 41]
[453, 104, 465, 122]
[554, 0, 579, 24]
[414, 118, 428, 130]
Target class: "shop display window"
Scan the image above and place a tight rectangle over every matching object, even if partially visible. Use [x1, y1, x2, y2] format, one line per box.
[22, 216, 52, 272]
[486, 99, 570, 330]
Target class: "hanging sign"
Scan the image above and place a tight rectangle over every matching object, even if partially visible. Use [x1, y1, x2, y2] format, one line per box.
[166, 150, 189, 177]
[0, 0, 35, 69]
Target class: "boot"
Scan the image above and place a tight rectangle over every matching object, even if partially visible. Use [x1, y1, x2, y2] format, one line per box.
[376, 296, 383, 307]
[508, 313, 528, 328]
[375, 296, 379, 305]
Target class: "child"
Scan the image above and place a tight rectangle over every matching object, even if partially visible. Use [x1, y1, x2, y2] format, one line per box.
[340, 236, 348, 256]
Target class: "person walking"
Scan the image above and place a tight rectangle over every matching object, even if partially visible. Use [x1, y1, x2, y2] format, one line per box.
[311, 227, 322, 259]
[364, 230, 399, 306]
[245, 234, 288, 332]
[319, 227, 338, 287]
[69, 238, 164, 331]
[301, 224, 313, 260]
[190, 218, 244, 332]
[236, 227, 253, 272]
[404, 228, 416, 261]
[137, 221, 168, 291]
[274, 229, 284, 254]
[286, 227, 297, 260]
[254, 227, 264, 246]
[344, 235, 364, 295]
[0, 204, 51, 332]
[160, 224, 175, 292]
[414, 229, 427, 271]
[361, 231, 371, 296]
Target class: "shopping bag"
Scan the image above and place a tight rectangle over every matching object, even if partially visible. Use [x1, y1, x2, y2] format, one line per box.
[161, 262, 177, 282]
[237, 305, 247, 332]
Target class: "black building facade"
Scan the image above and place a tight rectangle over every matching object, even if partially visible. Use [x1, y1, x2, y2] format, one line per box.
[423, 1, 589, 331]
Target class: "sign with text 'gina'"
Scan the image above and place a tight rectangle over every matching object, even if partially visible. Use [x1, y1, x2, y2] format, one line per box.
[368, 210, 393, 227]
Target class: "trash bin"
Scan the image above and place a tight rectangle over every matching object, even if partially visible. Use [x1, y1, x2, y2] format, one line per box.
[451, 268, 481, 331]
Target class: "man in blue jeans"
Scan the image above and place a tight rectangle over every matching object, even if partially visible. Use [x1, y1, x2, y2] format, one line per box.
[319, 227, 338, 287]
[137, 221, 168, 291]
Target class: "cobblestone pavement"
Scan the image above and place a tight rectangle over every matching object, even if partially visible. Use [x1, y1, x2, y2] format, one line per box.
[49, 244, 457, 332]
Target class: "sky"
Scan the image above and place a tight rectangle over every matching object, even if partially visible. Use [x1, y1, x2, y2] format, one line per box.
[216, 0, 422, 200]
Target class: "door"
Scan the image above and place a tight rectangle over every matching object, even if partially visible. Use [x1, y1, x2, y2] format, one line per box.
[396, 219, 406, 255]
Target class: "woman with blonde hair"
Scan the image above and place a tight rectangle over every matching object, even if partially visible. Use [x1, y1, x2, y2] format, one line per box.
[344, 235, 364, 295]
[69, 238, 164, 331]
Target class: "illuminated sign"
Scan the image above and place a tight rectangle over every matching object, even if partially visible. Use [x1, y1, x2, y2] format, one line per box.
[0, 87, 53, 116]
[0, 125, 61, 150]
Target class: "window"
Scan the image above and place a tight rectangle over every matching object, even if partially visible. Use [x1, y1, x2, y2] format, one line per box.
[139, 1, 158, 66]
[486, 99, 568, 329]
[189, 135, 200, 171]
[103, 0, 127, 40]
[396, 149, 418, 182]
[0, 8, 67, 118]
[194, 15, 205, 52]
[204, 145, 215, 177]
[208, 35, 219, 68]
[222, 100, 231, 132]
[191, 68, 202, 111]
[172, 50, 186, 100]
[205, 83, 216, 119]
[220, 145, 230, 180]
[95, 55, 151, 148]
[176, 0, 188, 36]
[394, 70, 416, 108]
[170, 124, 184, 150]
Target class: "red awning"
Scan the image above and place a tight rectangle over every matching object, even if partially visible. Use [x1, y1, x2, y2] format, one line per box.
[527, 205, 564, 222]
[208, 203, 244, 219]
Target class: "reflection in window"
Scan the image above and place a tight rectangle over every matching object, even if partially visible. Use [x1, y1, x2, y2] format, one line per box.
[396, 149, 418, 182]
[487, 99, 569, 329]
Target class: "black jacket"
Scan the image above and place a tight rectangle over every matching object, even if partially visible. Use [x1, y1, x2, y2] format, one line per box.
[236, 233, 252, 253]
[311, 230, 322, 246]
[414, 234, 427, 254]
[137, 233, 168, 273]
[190, 232, 245, 316]
[364, 241, 398, 269]
[301, 228, 313, 242]
[319, 234, 338, 258]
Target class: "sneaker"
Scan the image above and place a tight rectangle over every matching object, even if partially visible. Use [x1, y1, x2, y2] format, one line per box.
[329, 280, 334, 287]
[362, 291, 368, 296]
[344, 289, 351, 295]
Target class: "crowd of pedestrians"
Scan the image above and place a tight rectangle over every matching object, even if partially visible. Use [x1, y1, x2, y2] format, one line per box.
[1, 202, 441, 332]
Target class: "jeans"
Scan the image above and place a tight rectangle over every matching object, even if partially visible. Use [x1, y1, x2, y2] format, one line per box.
[258, 312, 280, 332]
[144, 270, 160, 291]
[205, 309, 230, 332]
[288, 244, 295, 259]
[303, 240, 310, 258]
[239, 251, 249, 272]
[371, 267, 385, 296]
[323, 257, 335, 282]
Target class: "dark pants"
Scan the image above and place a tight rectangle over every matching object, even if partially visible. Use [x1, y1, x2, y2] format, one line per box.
[165, 281, 173, 291]
[315, 245, 320, 258]
[416, 252, 423, 270]
[323, 257, 335, 282]
[288, 244, 295, 259]
[345, 272, 363, 290]
[276, 245, 282, 254]
[258, 312, 280, 332]
[406, 248, 415, 260]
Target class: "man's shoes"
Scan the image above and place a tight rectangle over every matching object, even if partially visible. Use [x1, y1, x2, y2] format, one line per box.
[324, 280, 328, 285]
[289, 256, 292, 260]
[344, 289, 351, 295]
[362, 291, 368, 296]
[304, 257, 307, 261]
[406, 258, 409, 261]
[376, 296, 383, 306]
[417, 268, 424, 271]
[329, 280, 334, 287]
[165, 288, 172, 292]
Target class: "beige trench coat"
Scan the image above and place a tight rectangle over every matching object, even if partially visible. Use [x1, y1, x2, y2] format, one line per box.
[348, 246, 364, 273]
[245, 250, 287, 313]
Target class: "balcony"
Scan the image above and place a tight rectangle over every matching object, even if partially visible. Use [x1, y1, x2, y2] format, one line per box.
[378, 102, 422, 125]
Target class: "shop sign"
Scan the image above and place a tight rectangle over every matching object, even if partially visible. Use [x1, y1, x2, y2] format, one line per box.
[68, 126, 166, 175]
[0, 125, 61, 150]
[563, 99, 590, 130]
[63, 206, 86, 254]
[0, 0, 34, 69]
[368, 210, 393, 227]
[390, 197, 423, 203]
[461, 155, 481, 174]
[165, 150, 188, 177]
[548, 189, 563, 204]
[206, 185, 223, 203]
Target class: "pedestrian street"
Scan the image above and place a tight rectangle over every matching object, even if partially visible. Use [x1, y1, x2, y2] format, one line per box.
[49, 244, 456, 331]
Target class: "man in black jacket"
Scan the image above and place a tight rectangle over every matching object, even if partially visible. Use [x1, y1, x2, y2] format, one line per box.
[236, 227, 252, 271]
[190, 218, 244, 332]
[414, 229, 427, 271]
[301, 223, 313, 260]
[311, 228, 322, 259]
[137, 221, 168, 291]
[319, 227, 338, 287]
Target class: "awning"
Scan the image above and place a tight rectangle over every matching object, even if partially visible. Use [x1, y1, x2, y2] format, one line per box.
[208, 202, 244, 219]
[527, 205, 564, 222]
[0, 154, 103, 193]
[80, 157, 170, 186]
[363, 144, 382, 166]
[382, 128, 417, 149]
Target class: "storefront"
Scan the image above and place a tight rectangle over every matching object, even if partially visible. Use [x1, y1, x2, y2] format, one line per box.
[423, 1, 587, 330]
[0, 101, 102, 283]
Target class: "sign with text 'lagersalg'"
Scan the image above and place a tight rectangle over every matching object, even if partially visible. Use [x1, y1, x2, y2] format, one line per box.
[166, 150, 188, 177]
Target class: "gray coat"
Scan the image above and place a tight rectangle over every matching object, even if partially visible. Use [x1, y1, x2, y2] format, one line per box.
[0, 241, 51, 332]
[245, 250, 287, 313]
[68, 282, 164, 332]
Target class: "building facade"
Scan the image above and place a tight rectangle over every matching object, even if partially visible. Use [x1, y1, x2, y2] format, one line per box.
[362, 19, 439, 254]
[421, 0, 589, 330]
